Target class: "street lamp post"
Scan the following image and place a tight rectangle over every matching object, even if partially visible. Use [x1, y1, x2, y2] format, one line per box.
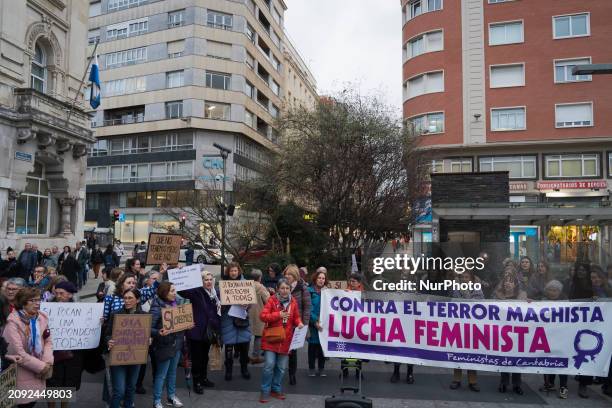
[572, 63, 612, 76]
[213, 143, 232, 273]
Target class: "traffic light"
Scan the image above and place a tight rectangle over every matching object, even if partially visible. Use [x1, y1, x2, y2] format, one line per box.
[113, 210, 119, 222]
[179, 214, 186, 230]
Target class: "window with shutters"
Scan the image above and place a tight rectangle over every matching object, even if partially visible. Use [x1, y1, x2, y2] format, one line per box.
[490, 64, 524, 88]
[555, 103, 593, 128]
[166, 71, 184, 88]
[406, 71, 443, 99]
[554, 58, 592, 83]
[207, 10, 233, 30]
[165, 101, 183, 119]
[168, 10, 185, 27]
[491, 107, 526, 131]
[489, 21, 523, 45]
[167, 40, 184, 58]
[207, 40, 232, 60]
[407, 30, 443, 58]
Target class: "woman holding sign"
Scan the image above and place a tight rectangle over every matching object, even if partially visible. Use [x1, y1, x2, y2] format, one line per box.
[178, 270, 221, 393]
[220, 263, 252, 381]
[150, 282, 185, 408]
[106, 288, 150, 408]
[4, 287, 54, 407]
[259, 278, 304, 403]
[283, 265, 311, 385]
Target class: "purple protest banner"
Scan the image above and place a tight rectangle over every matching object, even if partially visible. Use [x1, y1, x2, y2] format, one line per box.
[319, 289, 612, 376]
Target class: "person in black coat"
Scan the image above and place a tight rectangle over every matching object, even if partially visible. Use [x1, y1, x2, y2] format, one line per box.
[0, 249, 26, 280]
[60, 253, 80, 287]
[178, 270, 221, 394]
[46, 281, 85, 392]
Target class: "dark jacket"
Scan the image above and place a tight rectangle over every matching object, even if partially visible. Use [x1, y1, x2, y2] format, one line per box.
[150, 296, 185, 362]
[17, 250, 38, 276]
[291, 280, 311, 326]
[185, 248, 194, 266]
[60, 255, 80, 286]
[178, 287, 220, 341]
[76, 248, 89, 270]
[0, 258, 25, 280]
[103, 249, 119, 269]
[91, 249, 104, 265]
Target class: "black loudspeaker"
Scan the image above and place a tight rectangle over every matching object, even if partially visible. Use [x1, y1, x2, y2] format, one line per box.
[325, 360, 372, 408]
[324, 393, 373, 408]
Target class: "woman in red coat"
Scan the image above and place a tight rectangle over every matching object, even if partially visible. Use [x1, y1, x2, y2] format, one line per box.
[259, 278, 304, 403]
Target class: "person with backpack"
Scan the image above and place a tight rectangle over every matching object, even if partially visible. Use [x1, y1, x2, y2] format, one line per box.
[91, 245, 104, 279]
[103, 244, 120, 271]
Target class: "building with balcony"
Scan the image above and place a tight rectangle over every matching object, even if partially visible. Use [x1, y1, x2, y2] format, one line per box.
[86, 0, 316, 243]
[402, 0, 612, 267]
[0, 0, 94, 251]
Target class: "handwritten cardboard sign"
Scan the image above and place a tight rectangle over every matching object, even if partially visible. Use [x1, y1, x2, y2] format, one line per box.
[289, 325, 308, 351]
[167, 264, 202, 291]
[146, 233, 182, 265]
[109, 314, 152, 366]
[219, 280, 256, 305]
[327, 281, 349, 290]
[41, 302, 104, 350]
[162, 304, 195, 334]
[0, 364, 16, 408]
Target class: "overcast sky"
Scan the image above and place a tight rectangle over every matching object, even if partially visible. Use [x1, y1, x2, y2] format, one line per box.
[284, 0, 403, 114]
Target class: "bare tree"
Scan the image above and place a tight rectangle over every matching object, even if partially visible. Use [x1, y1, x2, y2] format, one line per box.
[275, 89, 415, 277]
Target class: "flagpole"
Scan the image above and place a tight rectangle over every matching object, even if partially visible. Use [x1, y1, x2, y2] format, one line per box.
[66, 38, 100, 127]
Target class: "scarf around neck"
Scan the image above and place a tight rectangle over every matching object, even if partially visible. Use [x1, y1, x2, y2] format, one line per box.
[18, 310, 43, 358]
[276, 292, 292, 309]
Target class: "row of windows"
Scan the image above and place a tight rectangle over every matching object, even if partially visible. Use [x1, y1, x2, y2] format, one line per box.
[432, 153, 612, 179]
[105, 47, 146, 68]
[405, 56, 592, 100]
[87, 161, 194, 184]
[407, 102, 594, 134]
[235, 136, 270, 166]
[89, 133, 193, 157]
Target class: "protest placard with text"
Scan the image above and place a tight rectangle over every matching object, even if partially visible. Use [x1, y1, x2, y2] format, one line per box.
[167, 264, 202, 291]
[0, 364, 16, 408]
[219, 280, 256, 305]
[162, 304, 195, 334]
[41, 302, 104, 351]
[109, 314, 152, 366]
[146, 233, 182, 265]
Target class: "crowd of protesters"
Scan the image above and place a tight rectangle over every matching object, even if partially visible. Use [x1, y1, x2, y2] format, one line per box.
[0, 239, 611, 406]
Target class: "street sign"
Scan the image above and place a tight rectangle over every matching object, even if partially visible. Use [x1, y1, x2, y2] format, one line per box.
[14, 151, 33, 162]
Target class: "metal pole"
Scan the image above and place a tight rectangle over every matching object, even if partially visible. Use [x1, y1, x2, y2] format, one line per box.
[66, 38, 99, 126]
[221, 152, 227, 273]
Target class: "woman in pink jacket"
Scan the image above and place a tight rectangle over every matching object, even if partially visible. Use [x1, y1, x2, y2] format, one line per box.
[4, 287, 54, 407]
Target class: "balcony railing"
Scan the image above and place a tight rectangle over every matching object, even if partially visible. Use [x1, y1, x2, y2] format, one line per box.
[102, 116, 144, 126]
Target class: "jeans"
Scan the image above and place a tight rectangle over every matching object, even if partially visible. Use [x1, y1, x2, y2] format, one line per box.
[153, 350, 182, 404]
[79, 265, 88, 288]
[308, 343, 325, 371]
[190, 338, 212, 384]
[251, 336, 262, 358]
[110, 364, 140, 408]
[261, 351, 288, 395]
[545, 374, 568, 387]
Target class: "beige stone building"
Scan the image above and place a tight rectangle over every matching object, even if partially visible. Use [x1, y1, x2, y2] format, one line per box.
[0, 0, 94, 251]
[85, 0, 316, 243]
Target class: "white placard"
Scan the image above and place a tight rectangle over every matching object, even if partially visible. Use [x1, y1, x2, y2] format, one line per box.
[289, 325, 308, 351]
[168, 265, 203, 291]
[41, 302, 104, 351]
[228, 304, 248, 319]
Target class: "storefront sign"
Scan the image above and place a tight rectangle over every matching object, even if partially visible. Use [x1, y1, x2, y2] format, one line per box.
[109, 314, 152, 366]
[146, 233, 182, 265]
[537, 180, 608, 190]
[320, 290, 612, 376]
[14, 151, 32, 162]
[509, 182, 528, 191]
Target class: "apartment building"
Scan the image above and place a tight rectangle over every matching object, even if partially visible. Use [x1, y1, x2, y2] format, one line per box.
[85, 0, 316, 243]
[0, 0, 93, 251]
[402, 0, 612, 266]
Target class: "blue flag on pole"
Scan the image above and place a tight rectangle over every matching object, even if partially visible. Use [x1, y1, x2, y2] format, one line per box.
[89, 55, 101, 109]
